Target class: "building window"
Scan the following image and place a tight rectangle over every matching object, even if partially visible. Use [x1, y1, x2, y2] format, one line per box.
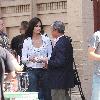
[37, 1, 67, 11]
[1, 4, 30, 14]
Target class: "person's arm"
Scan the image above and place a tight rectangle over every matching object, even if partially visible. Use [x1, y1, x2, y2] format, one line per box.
[88, 32, 100, 61]
[0, 47, 22, 81]
[0, 46, 23, 72]
[48, 47, 66, 69]
[48, 40, 70, 69]
[88, 47, 100, 61]
[6, 49, 23, 72]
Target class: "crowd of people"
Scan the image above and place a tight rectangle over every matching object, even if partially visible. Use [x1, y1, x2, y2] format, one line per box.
[0, 16, 76, 100]
[0, 15, 99, 100]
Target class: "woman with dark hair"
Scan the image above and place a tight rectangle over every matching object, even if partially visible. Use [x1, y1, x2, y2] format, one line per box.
[22, 17, 52, 100]
[25, 17, 44, 37]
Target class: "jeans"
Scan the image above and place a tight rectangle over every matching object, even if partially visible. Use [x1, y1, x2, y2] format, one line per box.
[91, 74, 100, 100]
[26, 68, 51, 100]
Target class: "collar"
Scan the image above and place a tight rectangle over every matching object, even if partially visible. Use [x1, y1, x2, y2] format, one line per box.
[53, 35, 64, 47]
[55, 35, 64, 43]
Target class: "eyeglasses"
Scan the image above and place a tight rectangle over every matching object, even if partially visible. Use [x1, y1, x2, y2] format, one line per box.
[35, 25, 42, 27]
[51, 27, 56, 32]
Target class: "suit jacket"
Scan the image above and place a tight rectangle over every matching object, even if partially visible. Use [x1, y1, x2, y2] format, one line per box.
[48, 35, 74, 89]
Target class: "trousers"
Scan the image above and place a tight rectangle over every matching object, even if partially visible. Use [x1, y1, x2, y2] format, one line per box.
[26, 68, 51, 100]
[91, 74, 100, 100]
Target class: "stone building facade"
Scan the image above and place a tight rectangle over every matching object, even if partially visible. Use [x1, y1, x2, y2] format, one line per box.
[0, 0, 95, 99]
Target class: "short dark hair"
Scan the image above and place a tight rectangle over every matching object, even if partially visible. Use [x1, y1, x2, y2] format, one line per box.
[25, 17, 44, 38]
[21, 21, 29, 30]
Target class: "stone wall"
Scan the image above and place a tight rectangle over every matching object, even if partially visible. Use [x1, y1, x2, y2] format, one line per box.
[82, 0, 94, 99]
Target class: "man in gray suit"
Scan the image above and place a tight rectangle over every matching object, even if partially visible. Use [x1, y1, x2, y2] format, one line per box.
[0, 46, 23, 100]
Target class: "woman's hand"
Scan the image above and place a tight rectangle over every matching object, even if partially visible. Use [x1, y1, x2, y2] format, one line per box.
[41, 57, 48, 69]
[29, 56, 36, 63]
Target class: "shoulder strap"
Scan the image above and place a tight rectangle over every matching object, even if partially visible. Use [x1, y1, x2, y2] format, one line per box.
[66, 36, 72, 42]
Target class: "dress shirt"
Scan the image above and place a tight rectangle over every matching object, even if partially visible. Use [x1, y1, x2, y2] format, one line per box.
[53, 35, 65, 47]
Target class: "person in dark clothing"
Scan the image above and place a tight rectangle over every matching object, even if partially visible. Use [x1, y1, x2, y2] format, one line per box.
[0, 46, 23, 100]
[11, 21, 29, 57]
[42, 21, 74, 100]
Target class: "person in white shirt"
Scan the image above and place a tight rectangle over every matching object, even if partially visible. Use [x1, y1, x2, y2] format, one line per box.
[22, 17, 52, 100]
[88, 31, 100, 100]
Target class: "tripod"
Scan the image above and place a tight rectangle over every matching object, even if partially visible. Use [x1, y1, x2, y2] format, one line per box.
[69, 59, 86, 100]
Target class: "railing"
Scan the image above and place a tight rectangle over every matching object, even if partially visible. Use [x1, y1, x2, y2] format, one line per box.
[37, 1, 67, 11]
[0, 0, 67, 15]
[1, 4, 30, 14]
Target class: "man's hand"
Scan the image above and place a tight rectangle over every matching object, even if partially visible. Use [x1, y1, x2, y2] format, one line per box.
[41, 57, 48, 69]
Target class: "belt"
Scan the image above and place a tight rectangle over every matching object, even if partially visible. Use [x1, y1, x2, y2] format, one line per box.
[26, 67, 43, 71]
[26, 67, 47, 72]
